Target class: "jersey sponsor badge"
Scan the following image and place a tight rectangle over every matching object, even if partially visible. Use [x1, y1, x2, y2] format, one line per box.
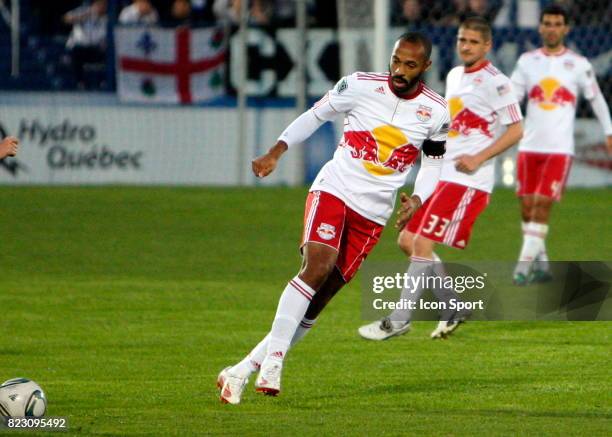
[416, 104, 432, 122]
[496, 84, 510, 96]
[317, 223, 336, 240]
[563, 60, 574, 70]
[336, 78, 348, 94]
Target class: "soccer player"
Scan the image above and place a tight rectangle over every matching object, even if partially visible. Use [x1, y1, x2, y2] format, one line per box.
[0, 136, 19, 159]
[359, 17, 523, 340]
[218, 32, 450, 404]
[510, 4, 612, 285]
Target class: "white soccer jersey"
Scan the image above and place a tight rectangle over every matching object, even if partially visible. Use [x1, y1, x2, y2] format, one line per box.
[511, 48, 605, 155]
[306, 72, 450, 225]
[441, 61, 522, 193]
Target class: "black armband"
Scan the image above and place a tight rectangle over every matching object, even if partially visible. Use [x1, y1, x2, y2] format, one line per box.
[422, 139, 446, 158]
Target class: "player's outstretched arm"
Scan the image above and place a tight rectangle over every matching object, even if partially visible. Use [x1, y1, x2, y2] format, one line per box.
[0, 136, 19, 159]
[455, 122, 523, 173]
[252, 141, 288, 178]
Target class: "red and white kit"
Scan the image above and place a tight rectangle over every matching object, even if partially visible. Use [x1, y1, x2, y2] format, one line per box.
[511, 48, 612, 200]
[280, 72, 450, 280]
[407, 61, 522, 249]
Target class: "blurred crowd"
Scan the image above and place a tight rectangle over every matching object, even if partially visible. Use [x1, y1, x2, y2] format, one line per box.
[20, 0, 610, 90]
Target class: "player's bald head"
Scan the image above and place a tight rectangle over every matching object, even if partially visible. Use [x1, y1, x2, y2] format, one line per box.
[396, 32, 432, 62]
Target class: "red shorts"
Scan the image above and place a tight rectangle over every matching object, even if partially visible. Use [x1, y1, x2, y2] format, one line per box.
[302, 191, 383, 282]
[516, 152, 572, 201]
[406, 181, 489, 249]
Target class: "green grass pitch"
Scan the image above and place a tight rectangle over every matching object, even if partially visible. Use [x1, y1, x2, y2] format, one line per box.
[0, 186, 610, 435]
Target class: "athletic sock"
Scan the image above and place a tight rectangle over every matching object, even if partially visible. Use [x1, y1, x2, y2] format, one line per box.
[265, 276, 315, 362]
[291, 317, 316, 346]
[515, 222, 548, 275]
[430, 253, 460, 321]
[535, 245, 550, 272]
[389, 256, 434, 327]
[230, 316, 317, 378]
[230, 334, 269, 378]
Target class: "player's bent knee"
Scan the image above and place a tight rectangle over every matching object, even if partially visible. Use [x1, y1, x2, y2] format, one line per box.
[412, 235, 434, 258]
[299, 259, 336, 289]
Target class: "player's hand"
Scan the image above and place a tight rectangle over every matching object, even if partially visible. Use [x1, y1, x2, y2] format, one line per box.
[454, 154, 482, 173]
[606, 135, 612, 155]
[0, 136, 19, 159]
[251, 153, 278, 178]
[395, 193, 421, 230]
[252, 141, 288, 178]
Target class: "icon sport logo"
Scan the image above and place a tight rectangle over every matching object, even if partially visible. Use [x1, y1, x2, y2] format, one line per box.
[0, 123, 27, 177]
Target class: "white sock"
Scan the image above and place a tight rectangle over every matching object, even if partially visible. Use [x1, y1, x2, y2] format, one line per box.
[536, 244, 550, 272]
[521, 221, 528, 234]
[265, 276, 315, 362]
[430, 253, 460, 321]
[231, 334, 270, 378]
[230, 316, 317, 378]
[389, 256, 434, 326]
[291, 317, 316, 346]
[515, 222, 548, 275]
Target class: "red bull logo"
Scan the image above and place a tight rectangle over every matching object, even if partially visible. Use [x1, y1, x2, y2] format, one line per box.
[448, 97, 492, 138]
[528, 77, 576, 111]
[343, 125, 418, 176]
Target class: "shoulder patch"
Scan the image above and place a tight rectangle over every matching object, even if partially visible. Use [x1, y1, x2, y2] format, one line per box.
[496, 83, 510, 96]
[336, 78, 348, 94]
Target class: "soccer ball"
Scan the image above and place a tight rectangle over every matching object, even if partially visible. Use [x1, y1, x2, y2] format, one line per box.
[0, 378, 47, 418]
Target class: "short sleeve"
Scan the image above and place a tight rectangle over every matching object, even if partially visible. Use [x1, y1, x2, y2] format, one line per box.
[510, 56, 528, 102]
[489, 75, 520, 112]
[428, 106, 451, 143]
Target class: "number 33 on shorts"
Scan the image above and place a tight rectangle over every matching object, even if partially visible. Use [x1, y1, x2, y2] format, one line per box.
[405, 181, 490, 249]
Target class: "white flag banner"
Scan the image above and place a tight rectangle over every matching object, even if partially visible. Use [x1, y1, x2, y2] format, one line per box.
[115, 26, 226, 104]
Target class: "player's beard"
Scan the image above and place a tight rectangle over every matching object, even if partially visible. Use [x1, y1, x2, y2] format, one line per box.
[544, 36, 563, 51]
[390, 72, 424, 96]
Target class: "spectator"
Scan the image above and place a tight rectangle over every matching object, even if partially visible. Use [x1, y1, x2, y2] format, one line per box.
[190, 0, 217, 24]
[439, 0, 470, 25]
[167, 0, 193, 26]
[271, 0, 295, 27]
[63, 0, 108, 89]
[119, 0, 160, 25]
[213, 0, 273, 26]
[439, 0, 499, 25]
[467, 0, 499, 23]
[393, 0, 426, 27]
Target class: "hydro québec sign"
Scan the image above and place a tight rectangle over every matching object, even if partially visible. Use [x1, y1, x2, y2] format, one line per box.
[17, 119, 143, 170]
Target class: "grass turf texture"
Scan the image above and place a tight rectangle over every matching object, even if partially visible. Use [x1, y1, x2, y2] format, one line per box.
[0, 186, 610, 436]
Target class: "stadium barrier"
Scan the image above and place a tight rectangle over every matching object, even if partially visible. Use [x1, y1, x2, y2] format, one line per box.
[0, 93, 607, 187]
[0, 94, 302, 186]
